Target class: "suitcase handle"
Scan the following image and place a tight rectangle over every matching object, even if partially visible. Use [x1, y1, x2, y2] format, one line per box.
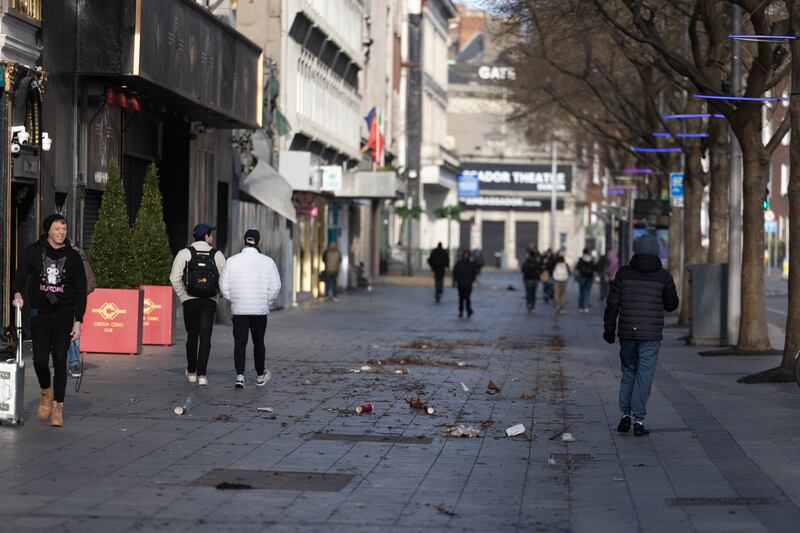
[15, 305, 23, 367]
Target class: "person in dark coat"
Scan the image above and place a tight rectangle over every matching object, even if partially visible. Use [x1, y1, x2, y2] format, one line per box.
[603, 234, 679, 437]
[520, 248, 542, 312]
[427, 242, 450, 303]
[452, 250, 478, 318]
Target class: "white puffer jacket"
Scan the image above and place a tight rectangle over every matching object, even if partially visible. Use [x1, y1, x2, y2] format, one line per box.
[219, 247, 282, 315]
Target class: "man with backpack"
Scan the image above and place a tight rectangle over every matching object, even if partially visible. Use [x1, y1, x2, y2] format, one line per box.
[603, 234, 679, 436]
[551, 252, 570, 314]
[170, 224, 226, 386]
[220, 229, 281, 389]
[427, 243, 450, 303]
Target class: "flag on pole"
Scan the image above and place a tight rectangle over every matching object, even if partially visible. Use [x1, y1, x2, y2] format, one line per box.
[364, 106, 385, 166]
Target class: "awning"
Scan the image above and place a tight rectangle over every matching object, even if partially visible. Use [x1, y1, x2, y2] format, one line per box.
[239, 131, 297, 222]
[336, 171, 401, 199]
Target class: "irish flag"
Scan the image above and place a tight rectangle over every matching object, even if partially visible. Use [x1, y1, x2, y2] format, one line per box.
[365, 107, 385, 166]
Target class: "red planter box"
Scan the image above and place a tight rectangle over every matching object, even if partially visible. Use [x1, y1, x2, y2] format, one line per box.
[81, 288, 143, 354]
[141, 285, 176, 345]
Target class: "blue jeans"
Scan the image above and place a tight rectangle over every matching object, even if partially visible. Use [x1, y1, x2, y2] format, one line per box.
[578, 278, 593, 309]
[524, 280, 538, 307]
[618, 340, 660, 422]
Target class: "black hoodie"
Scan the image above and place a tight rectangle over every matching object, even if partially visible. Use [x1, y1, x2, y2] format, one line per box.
[603, 254, 679, 341]
[13, 237, 87, 322]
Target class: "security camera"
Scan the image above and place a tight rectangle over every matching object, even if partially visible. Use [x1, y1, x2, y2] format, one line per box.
[41, 132, 51, 152]
[11, 142, 20, 154]
[11, 126, 28, 145]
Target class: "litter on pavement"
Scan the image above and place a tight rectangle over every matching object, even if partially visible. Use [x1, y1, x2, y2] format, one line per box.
[505, 424, 525, 437]
[561, 432, 575, 442]
[487, 380, 501, 395]
[256, 407, 273, 413]
[461, 382, 469, 392]
[440, 425, 481, 438]
[407, 397, 435, 415]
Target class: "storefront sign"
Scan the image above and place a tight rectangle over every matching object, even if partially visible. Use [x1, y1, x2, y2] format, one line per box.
[320, 166, 343, 193]
[141, 286, 175, 345]
[81, 288, 143, 354]
[457, 173, 480, 197]
[460, 162, 572, 193]
[295, 192, 319, 217]
[460, 196, 564, 211]
[478, 66, 516, 81]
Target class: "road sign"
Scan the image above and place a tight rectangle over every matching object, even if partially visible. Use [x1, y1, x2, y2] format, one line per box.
[764, 209, 775, 222]
[669, 173, 684, 207]
[764, 220, 778, 233]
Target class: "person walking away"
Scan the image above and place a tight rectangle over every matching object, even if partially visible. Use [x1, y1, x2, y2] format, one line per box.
[521, 248, 542, 312]
[220, 229, 281, 389]
[170, 223, 226, 386]
[322, 242, 342, 301]
[453, 250, 478, 318]
[575, 249, 596, 313]
[543, 249, 556, 302]
[603, 234, 678, 436]
[12, 214, 87, 427]
[427, 242, 450, 303]
[68, 246, 96, 378]
[552, 252, 570, 314]
[603, 250, 619, 301]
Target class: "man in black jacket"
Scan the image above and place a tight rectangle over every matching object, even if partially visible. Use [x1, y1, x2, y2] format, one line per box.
[427, 242, 450, 303]
[603, 234, 678, 436]
[453, 250, 478, 318]
[13, 214, 87, 428]
[520, 248, 542, 312]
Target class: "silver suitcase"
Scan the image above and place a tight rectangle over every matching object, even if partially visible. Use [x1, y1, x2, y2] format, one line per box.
[0, 307, 25, 425]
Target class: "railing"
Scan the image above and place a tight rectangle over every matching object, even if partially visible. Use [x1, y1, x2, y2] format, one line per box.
[10, 0, 41, 21]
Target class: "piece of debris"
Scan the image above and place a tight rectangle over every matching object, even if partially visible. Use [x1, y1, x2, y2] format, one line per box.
[519, 393, 536, 401]
[256, 407, 274, 413]
[548, 458, 557, 466]
[304, 379, 311, 385]
[360, 365, 372, 371]
[436, 503, 457, 516]
[440, 425, 481, 438]
[561, 432, 575, 442]
[479, 419, 495, 429]
[213, 414, 234, 422]
[215, 482, 254, 490]
[507, 285, 517, 291]
[457, 361, 466, 367]
[350, 368, 361, 373]
[356, 404, 373, 414]
[371, 344, 380, 349]
[486, 380, 501, 395]
[505, 423, 526, 437]
[394, 368, 409, 375]
[174, 395, 193, 415]
[407, 397, 435, 415]
[511, 377, 520, 382]
[549, 426, 572, 440]
[460, 382, 469, 392]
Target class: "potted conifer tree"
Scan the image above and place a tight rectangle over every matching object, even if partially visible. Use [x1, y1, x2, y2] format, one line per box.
[133, 163, 176, 345]
[82, 162, 144, 355]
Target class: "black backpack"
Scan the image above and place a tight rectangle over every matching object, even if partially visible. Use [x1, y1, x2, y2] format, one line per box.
[183, 247, 220, 297]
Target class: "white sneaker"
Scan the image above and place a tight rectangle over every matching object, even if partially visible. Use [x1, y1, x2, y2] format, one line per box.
[198, 375, 208, 386]
[256, 370, 272, 387]
[186, 371, 197, 383]
[235, 374, 245, 389]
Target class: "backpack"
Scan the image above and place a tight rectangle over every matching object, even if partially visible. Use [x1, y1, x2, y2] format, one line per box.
[577, 259, 595, 279]
[183, 247, 220, 297]
[553, 262, 569, 282]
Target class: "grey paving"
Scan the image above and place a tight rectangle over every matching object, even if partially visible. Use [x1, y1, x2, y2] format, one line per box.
[2, 271, 800, 532]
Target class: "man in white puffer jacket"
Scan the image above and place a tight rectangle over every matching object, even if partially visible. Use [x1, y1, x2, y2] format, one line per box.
[220, 229, 282, 389]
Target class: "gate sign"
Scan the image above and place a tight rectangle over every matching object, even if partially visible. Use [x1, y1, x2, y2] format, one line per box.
[670, 173, 684, 207]
[458, 172, 480, 197]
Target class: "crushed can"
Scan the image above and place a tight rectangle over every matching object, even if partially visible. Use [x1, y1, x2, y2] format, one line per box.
[355, 403, 373, 414]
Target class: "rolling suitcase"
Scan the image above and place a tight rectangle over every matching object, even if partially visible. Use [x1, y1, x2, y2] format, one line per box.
[0, 306, 25, 425]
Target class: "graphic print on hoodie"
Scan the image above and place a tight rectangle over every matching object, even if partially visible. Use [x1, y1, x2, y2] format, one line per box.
[41, 255, 67, 294]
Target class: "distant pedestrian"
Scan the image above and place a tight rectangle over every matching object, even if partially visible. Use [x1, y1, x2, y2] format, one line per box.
[603, 234, 679, 436]
[551, 252, 570, 314]
[602, 250, 619, 300]
[220, 229, 281, 389]
[543, 249, 556, 302]
[170, 223, 226, 387]
[520, 248, 542, 312]
[322, 242, 342, 301]
[575, 248, 596, 313]
[12, 214, 87, 427]
[428, 242, 450, 303]
[453, 250, 478, 318]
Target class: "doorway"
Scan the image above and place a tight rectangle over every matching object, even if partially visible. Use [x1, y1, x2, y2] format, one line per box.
[481, 220, 505, 268]
[9, 180, 37, 334]
[515, 221, 539, 267]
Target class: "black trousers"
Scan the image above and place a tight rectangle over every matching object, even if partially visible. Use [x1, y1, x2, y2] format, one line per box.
[232, 315, 268, 375]
[434, 273, 445, 300]
[457, 284, 473, 314]
[183, 298, 216, 376]
[31, 306, 74, 403]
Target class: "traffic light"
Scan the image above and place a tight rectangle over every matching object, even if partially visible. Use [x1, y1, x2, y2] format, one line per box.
[764, 187, 770, 210]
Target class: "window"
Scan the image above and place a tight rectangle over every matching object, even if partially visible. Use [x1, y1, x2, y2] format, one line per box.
[10, 0, 41, 21]
[781, 163, 789, 197]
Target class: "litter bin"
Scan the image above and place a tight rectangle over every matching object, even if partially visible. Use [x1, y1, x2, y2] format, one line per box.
[687, 263, 728, 346]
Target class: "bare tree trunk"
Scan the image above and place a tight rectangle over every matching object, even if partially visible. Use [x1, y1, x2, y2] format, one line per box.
[678, 144, 705, 325]
[734, 115, 772, 351]
[668, 204, 682, 289]
[707, 119, 729, 263]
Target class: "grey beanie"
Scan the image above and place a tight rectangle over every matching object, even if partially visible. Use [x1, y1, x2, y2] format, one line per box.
[634, 234, 660, 256]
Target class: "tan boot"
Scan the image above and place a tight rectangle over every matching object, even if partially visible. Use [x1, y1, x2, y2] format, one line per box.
[38, 388, 53, 420]
[50, 402, 63, 427]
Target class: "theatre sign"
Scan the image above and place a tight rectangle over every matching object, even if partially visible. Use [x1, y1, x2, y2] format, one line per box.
[457, 162, 572, 210]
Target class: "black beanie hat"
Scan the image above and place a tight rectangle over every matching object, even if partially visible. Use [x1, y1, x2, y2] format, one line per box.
[43, 214, 67, 233]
